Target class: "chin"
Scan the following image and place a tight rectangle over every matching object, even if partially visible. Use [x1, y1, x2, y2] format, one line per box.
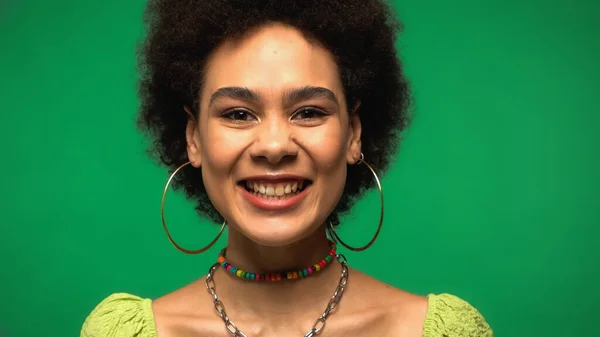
[233, 215, 319, 247]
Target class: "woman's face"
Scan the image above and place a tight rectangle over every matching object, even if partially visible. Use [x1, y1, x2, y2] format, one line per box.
[186, 23, 362, 246]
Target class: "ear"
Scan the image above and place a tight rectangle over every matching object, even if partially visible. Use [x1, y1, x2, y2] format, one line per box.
[184, 106, 202, 168]
[346, 100, 362, 165]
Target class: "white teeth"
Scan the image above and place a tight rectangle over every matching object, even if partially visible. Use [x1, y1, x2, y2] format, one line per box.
[245, 180, 307, 199]
[275, 185, 284, 196]
[265, 186, 275, 196]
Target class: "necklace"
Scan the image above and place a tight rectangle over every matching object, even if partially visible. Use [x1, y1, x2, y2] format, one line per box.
[217, 241, 338, 281]
[205, 254, 349, 337]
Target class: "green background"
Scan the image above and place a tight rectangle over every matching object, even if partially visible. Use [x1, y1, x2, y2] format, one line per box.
[1, 0, 599, 336]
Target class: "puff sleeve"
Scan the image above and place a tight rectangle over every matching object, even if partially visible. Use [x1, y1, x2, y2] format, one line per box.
[80, 293, 157, 337]
[423, 293, 493, 337]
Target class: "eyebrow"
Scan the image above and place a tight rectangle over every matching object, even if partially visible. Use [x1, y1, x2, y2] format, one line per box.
[209, 87, 262, 107]
[282, 86, 338, 107]
[208, 86, 339, 107]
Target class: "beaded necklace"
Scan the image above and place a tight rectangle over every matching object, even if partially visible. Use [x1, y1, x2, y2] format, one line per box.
[217, 241, 337, 281]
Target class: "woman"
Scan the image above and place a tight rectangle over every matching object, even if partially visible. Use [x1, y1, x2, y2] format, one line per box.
[82, 0, 492, 336]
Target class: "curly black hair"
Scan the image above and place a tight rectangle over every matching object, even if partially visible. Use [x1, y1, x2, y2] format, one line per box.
[137, 0, 411, 226]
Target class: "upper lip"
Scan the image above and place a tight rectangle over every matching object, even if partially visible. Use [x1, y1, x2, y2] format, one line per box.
[239, 174, 312, 183]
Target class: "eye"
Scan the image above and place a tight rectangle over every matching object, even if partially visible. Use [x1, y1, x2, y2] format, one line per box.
[291, 107, 327, 120]
[221, 109, 257, 122]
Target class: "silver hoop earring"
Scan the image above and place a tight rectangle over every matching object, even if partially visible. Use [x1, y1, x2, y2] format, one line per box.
[161, 161, 225, 254]
[328, 153, 384, 251]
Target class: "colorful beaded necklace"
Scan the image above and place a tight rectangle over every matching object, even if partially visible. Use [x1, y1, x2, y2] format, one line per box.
[217, 241, 337, 281]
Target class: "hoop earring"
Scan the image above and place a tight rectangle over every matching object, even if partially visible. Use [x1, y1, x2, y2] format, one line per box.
[328, 153, 384, 252]
[161, 161, 225, 254]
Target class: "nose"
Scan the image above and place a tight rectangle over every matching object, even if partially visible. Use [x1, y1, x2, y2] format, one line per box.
[249, 117, 298, 165]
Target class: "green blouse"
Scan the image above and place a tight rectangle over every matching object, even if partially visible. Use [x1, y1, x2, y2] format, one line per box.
[81, 293, 492, 336]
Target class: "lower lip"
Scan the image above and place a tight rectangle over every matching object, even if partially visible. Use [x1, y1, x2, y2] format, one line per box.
[238, 184, 310, 211]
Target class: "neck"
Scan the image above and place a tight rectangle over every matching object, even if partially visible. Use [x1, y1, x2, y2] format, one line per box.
[209, 226, 343, 322]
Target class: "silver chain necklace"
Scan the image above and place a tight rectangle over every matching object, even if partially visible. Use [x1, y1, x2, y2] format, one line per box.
[205, 254, 349, 337]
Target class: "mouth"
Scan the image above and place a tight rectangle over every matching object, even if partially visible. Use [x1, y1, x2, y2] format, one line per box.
[238, 179, 313, 200]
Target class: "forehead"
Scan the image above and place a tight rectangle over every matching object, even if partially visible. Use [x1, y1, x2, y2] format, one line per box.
[202, 23, 343, 99]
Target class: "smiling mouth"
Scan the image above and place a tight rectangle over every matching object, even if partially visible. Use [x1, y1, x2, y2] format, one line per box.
[239, 180, 312, 200]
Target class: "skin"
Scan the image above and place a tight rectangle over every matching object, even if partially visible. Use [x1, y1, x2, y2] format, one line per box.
[153, 23, 428, 337]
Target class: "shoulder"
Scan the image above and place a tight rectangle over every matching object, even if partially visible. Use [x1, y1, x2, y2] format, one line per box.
[345, 270, 493, 336]
[80, 293, 157, 337]
[423, 293, 493, 337]
[345, 269, 429, 336]
[151, 279, 219, 337]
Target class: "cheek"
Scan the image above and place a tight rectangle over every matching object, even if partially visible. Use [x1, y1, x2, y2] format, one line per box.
[202, 130, 240, 170]
[300, 126, 348, 212]
[298, 125, 349, 214]
[198, 127, 248, 203]
[299, 125, 348, 171]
